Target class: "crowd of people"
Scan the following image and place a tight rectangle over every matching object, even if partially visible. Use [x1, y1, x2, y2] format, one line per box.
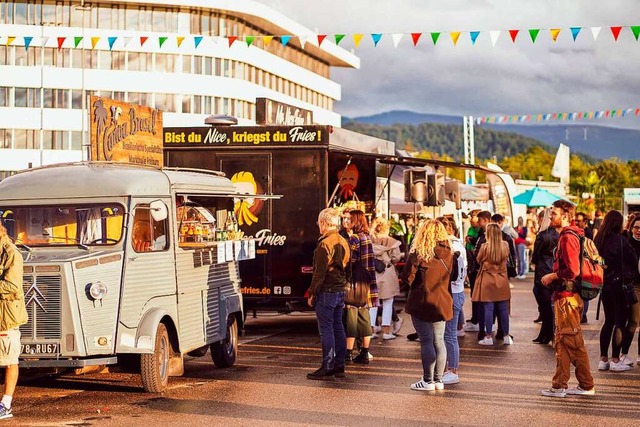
[306, 202, 640, 397]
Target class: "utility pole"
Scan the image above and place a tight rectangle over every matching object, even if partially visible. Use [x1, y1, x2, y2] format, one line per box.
[463, 116, 476, 185]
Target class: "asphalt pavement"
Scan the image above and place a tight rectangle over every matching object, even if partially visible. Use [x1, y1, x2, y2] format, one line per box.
[12, 274, 640, 426]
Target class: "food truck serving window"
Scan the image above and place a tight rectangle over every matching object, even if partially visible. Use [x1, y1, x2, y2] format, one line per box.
[0, 204, 124, 246]
[132, 203, 169, 252]
[176, 194, 238, 245]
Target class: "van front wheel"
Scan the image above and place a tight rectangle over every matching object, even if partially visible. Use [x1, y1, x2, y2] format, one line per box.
[141, 323, 170, 392]
[211, 316, 238, 368]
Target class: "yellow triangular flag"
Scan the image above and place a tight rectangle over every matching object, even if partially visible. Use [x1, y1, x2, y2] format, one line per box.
[352, 33, 364, 48]
[550, 28, 561, 42]
[91, 37, 100, 49]
[450, 31, 461, 46]
[177, 36, 185, 47]
[6, 36, 15, 46]
[262, 36, 274, 46]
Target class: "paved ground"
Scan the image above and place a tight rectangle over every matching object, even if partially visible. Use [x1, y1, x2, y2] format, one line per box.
[12, 275, 640, 426]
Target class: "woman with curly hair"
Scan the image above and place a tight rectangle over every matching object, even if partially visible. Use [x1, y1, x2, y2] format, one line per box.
[401, 219, 455, 392]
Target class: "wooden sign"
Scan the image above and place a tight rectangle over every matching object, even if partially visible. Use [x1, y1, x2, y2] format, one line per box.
[89, 96, 163, 167]
[255, 98, 313, 126]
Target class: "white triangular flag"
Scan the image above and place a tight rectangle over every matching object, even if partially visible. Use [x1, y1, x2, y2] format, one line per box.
[551, 143, 571, 183]
[391, 33, 403, 48]
[123, 37, 133, 47]
[298, 35, 314, 49]
[40, 36, 50, 47]
[489, 30, 501, 47]
[590, 26, 602, 40]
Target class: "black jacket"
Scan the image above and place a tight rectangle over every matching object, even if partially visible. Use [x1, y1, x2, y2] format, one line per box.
[472, 230, 517, 275]
[596, 233, 638, 292]
[531, 228, 560, 285]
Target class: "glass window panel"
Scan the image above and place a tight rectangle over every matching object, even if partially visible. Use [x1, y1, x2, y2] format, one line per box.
[204, 57, 212, 75]
[72, 49, 83, 68]
[98, 51, 111, 69]
[0, 87, 7, 107]
[15, 2, 27, 25]
[72, 90, 83, 109]
[113, 91, 125, 101]
[125, 7, 137, 30]
[152, 8, 164, 32]
[15, 88, 27, 108]
[128, 51, 139, 71]
[193, 95, 202, 114]
[215, 58, 222, 76]
[182, 55, 191, 73]
[42, 130, 52, 149]
[202, 14, 210, 35]
[0, 46, 7, 65]
[71, 131, 83, 150]
[25, 129, 39, 149]
[193, 56, 202, 74]
[13, 129, 27, 149]
[43, 88, 54, 108]
[219, 18, 226, 36]
[28, 88, 41, 108]
[70, 4, 83, 27]
[56, 89, 68, 108]
[155, 53, 166, 72]
[182, 96, 191, 114]
[203, 96, 211, 115]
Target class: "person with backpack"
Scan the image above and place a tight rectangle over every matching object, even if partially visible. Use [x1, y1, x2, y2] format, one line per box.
[540, 199, 595, 397]
[594, 210, 639, 372]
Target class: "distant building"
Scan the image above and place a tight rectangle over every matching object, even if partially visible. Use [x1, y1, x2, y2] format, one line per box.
[0, 0, 359, 177]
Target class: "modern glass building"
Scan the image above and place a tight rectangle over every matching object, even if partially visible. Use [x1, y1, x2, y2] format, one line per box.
[0, 0, 359, 177]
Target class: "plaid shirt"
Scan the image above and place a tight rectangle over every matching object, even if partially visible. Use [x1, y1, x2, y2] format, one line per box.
[349, 232, 380, 308]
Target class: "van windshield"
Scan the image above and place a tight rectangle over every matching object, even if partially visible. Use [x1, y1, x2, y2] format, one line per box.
[0, 204, 124, 247]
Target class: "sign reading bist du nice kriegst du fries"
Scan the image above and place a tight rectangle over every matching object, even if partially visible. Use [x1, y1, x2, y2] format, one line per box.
[89, 96, 163, 167]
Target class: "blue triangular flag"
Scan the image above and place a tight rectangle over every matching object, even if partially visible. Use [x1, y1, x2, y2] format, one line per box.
[371, 33, 382, 46]
[194, 36, 203, 48]
[108, 36, 117, 50]
[24, 36, 33, 50]
[280, 35, 292, 46]
[470, 31, 480, 45]
[570, 27, 582, 41]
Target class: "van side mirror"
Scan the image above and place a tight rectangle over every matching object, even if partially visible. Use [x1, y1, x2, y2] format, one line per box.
[150, 200, 168, 222]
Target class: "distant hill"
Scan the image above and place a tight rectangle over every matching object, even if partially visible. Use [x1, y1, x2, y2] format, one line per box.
[344, 111, 640, 161]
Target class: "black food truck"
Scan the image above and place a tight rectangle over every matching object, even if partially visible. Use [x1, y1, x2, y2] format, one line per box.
[163, 124, 515, 314]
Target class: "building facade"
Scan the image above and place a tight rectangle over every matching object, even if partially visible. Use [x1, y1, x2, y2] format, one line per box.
[0, 0, 359, 176]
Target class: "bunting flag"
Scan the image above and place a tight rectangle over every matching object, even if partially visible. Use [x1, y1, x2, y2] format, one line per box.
[352, 33, 363, 48]
[450, 31, 461, 46]
[529, 29, 540, 43]
[477, 107, 640, 125]
[7, 24, 638, 53]
[470, 31, 480, 45]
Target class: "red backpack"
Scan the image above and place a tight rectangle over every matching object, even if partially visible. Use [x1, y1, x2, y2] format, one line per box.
[565, 230, 605, 300]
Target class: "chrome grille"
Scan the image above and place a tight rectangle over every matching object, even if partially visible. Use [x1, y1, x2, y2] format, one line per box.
[19, 274, 62, 340]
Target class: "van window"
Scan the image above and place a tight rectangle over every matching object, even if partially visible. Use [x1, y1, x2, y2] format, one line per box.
[132, 203, 168, 252]
[0, 204, 124, 246]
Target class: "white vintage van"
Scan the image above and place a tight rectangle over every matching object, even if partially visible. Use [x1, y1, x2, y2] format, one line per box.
[0, 162, 253, 392]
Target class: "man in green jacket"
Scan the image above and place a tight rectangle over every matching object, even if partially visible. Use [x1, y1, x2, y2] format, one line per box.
[0, 222, 28, 420]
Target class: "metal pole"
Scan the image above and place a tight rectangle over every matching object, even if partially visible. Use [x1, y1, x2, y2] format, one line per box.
[463, 116, 476, 185]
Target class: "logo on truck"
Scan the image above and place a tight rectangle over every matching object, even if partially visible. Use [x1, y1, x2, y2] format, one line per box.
[25, 282, 47, 312]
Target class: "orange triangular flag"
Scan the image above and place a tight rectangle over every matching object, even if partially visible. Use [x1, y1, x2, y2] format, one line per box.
[262, 36, 274, 46]
[140, 36, 148, 46]
[91, 37, 100, 49]
[352, 34, 363, 48]
[228, 36, 238, 47]
[177, 36, 185, 47]
[450, 31, 461, 46]
[550, 28, 561, 42]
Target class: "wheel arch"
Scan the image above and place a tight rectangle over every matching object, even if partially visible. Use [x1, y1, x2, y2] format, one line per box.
[136, 308, 179, 354]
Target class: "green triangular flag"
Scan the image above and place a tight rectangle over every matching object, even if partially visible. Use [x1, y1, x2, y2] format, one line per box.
[631, 26, 640, 41]
[159, 36, 168, 48]
[246, 36, 255, 47]
[430, 32, 441, 45]
[334, 34, 346, 45]
[529, 29, 540, 43]
[74, 36, 83, 48]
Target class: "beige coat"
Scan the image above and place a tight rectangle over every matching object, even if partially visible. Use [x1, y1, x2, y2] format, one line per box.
[372, 235, 402, 300]
[471, 241, 511, 302]
[0, 235, 28, 331]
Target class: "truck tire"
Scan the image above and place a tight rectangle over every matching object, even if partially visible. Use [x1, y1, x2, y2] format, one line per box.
[211, 315, 238, 368]
[141, 323, 170, 392]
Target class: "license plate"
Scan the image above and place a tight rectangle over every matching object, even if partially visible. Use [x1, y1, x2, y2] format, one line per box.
[21, 342, 60, 356]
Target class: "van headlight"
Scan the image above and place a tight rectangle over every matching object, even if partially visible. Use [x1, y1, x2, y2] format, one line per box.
[88, 282, 108, 300]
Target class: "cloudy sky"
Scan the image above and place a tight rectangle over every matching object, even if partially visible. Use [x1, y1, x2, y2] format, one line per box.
[257, 0, 639, 128]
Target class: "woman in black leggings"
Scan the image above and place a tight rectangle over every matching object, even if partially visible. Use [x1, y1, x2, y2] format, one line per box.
[624, 213, 640, 365]
[594, 210, 639, 371]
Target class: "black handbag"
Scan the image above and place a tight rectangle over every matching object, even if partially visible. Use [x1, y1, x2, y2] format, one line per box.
[374, 258, 387, 274]
[507, 253, 517, 278]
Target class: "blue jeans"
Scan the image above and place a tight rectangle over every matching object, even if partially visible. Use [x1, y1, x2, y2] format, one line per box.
[482, 300, 509, 336]
[516, 243, 527, 276]
[445, 292, 465, 369]
[412, 317, 447, 382]
[315, 291, 346, 370]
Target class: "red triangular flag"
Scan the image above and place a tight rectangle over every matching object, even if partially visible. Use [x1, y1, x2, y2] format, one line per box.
[140, 36, 148, 46]
[610, 26, 622, 41]
[57, 37, 66, 51]
[317, 34, 327, 46]
[509, 29, 519, 42]
[411, 33, 422, 46]
[228, 36, 238, 47]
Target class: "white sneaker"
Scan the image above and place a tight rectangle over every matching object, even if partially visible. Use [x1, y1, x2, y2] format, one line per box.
[478, 337, 494, 346]
[442, 371, 460, 385]
[541, 387, 567, 398]
[392, 317, 404, 335]
[367, 352, 374, 360]
[411, 379, 435, 391]
[597, 360, 610, 371]
[503, 335, 513, 345]
[457, 329, 466, 337]
[382, 333, 396, 340]
[464, 321, 479, 332]
[610, 360, 632, 372]
[371, 333, 379, 339]
[434, 381, 444, 391]
[372, 325, 382, 334]
[618, 354, 634, 366]
[566, 386, 595, 396]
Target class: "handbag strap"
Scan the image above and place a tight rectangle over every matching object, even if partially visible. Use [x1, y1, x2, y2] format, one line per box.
[438, 257, 451, 276]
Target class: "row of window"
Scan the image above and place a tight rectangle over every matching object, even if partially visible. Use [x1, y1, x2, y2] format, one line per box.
[0, 87, 257, 120]
[0, 46, 333, 110]
[0, 1, 330, 76]
[0, 128, 82, 150]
